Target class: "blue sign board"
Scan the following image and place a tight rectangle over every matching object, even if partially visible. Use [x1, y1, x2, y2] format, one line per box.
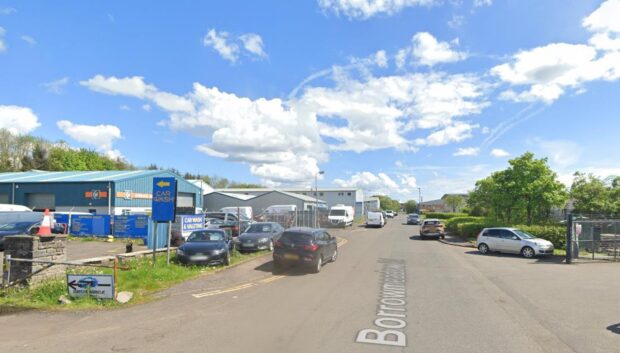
[70, 215, 111, 236]
[152, 177, 177, 222]
[113, 215, 149, 238]
[181, 215, 206, 233]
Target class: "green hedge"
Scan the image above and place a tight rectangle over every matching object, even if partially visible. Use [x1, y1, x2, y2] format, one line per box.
[445, 216, 486, 233]
[423, 212, 468, 220]
[455, 221, 566, 249]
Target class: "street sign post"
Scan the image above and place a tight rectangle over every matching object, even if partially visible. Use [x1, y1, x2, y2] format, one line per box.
[67, 274, 114, 300]
[152, 177, 177, 266]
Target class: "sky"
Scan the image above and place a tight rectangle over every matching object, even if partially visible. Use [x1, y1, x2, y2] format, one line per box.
[1, 0, 619, 201]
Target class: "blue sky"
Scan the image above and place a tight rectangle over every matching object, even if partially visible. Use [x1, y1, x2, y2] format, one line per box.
[1, 0, 619, 201]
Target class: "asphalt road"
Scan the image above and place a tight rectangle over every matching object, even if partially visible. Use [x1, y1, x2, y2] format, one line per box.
[1, 217, 619, 353]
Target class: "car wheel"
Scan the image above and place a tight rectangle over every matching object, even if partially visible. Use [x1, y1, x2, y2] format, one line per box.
[420, 234, 426, 240]
[224, 251, 231, 266]
[521, 246, 535, 258]
[478, 243, 489, 254]
[440, 234, 445, 240]
[273, 259, 283, 273]
[331, 249, 338, 262]
[312, 256, 323, 273]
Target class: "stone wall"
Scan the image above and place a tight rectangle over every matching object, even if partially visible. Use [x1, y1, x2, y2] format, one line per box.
[3, 235, 67, 287]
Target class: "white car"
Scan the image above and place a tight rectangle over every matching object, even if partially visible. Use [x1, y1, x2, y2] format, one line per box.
[476, 227, 554, 258]
[385, 210, 395, 218]
[366, 211, 385, 228]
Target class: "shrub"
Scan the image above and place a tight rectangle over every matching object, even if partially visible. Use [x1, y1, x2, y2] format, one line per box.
[423, 212, 468, 220]
[457, 222, 489, 238]
[445, 216, 486, 233]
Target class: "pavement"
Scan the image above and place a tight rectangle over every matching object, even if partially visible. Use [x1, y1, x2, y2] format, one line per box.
[1, 218, 620, 353]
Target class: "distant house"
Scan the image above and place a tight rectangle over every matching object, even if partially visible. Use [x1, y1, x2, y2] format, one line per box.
[420, 194, 469, 213]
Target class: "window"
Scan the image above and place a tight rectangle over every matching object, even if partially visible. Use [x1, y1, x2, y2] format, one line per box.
[486, 229, 501, 237]
[500, 230, 517, 239]
[347, 192, 351, 196]
[319, 192, 324, 196]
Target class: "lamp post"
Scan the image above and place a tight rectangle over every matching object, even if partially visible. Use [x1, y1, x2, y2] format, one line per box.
[417, 187, 422, 214]
[315, 171, 324, 228]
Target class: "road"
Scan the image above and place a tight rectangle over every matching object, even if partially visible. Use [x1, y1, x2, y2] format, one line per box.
[1, 217, 619, 353]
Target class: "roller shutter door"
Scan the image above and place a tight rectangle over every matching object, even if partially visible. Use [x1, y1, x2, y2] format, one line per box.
[0, 193, 8, 204]
[26, 193, 56, 211]
[177, 193, 195, 207]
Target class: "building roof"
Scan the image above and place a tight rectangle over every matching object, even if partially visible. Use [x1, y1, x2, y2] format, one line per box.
[188, 180, 214, 195]
[216, 187, 360, 193]
[420, 199, 444, 206]
[273, 190, 326, 203]
[0, 170, 171, 183]
[208, 192, 256, 201]
[206, 190, 326, 203]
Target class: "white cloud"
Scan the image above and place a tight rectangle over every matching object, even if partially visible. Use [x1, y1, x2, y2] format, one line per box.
[318, 0, 436, 20]
[395, 49, 408, 70]
[203, 29, 239, 63]
[533, 138, 582, 168]
[454, 147, 479, 156]
[142, 104, 151, 112]
[56, 120, 123, 159]
[120, 105, 131, 111]
[41, 77, 69, 94]
[0, 8, 16, 15]
[334, 171, 398, 194]
[203, 29, 268, 63]
[0, 26, 6, 53]
[411, 32, 467, 67]
[239, 33, 267, 58]
[80, 75, 154, 98]
[582, 0, 620, 34]
[490, 148, 509, 157]
[473, 0, 492, 7]
[20, 35, 36, 46]
[448, 15, 465, 29]
[399, 174, 418, 188]
[0, 105, 41, 134]
[416, 122, 479, 146]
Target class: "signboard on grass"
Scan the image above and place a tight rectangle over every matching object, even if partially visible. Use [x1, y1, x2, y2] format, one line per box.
[152, 177, 177, 222]
[67, 274, 114, 299]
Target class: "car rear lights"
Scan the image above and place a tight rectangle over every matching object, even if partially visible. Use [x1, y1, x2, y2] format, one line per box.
[303, 244, 319, 252]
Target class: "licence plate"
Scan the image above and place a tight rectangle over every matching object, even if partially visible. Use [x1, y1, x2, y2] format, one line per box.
[284, 253, 299, 260]
[190, 255, 208, 261]
[244, 242, 254, 247]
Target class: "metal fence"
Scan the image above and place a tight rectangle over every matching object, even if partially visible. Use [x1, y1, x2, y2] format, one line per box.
[260, 210, 329, 229]
[567, 214, 620, 262]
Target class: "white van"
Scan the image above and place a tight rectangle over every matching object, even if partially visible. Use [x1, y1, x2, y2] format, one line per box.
[220, 206, 253, 221]
[264, 205, 297, 214]
[366, 211, 385, 228]
[328, 205, 354, 227]
[0, 204, 32, 212]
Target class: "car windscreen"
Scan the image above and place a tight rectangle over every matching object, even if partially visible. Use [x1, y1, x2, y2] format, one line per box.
[330, 209, 346, 216]
[187, 231, 224, 242]
[280, 232, 313, 243]
[247, 224, 272, 233]
[513, 229, 536, 239]
[0, 222, 32, 231]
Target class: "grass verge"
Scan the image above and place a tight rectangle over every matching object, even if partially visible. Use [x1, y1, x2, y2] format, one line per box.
[0, 249, 270, 312]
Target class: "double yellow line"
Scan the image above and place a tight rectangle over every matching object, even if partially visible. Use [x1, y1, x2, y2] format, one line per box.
[192, 237, 348, 299]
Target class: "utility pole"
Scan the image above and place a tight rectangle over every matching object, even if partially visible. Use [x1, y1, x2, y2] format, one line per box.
[417, 187, 422, 214]
[315, 171, 324, 228]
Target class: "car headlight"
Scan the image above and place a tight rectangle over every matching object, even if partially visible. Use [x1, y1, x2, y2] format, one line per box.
[258, 237, 269, 243]
[212, 249, 224, 255]
[176, 249, 185, 256]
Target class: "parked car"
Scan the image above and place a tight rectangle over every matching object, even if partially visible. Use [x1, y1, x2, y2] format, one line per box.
[273, 227, 338, 273]
[205, 218, 249, 237]
[219, 206, 253, 221]
[407, 213, 420, 225]
[420, 219, 445, 240]
[366, 211, 385, 228]
[385, 210, 395, 218]
[236, 222, 284, 252]
[476, 228, 554, 258]
[176, 229, 232, 266]
[204, 212, 251, 223]
[0, 221, 65, 250]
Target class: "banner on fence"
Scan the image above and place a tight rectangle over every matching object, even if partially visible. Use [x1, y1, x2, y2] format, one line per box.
[113, 215, 149, 238]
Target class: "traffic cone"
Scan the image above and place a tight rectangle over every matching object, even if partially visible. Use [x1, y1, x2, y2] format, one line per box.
[37, 209, 53, 236]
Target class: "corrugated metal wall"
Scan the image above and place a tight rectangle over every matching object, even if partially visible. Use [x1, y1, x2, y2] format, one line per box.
[115, 171, 202, 210]
[8, 182, 110, 210]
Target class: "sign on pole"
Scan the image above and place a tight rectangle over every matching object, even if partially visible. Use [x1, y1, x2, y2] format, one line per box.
[67, 274, 114, 300]
[152, 177, 177, 222]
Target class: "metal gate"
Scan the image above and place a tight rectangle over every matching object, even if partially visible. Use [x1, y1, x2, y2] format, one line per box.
[567, 214, 620, 262]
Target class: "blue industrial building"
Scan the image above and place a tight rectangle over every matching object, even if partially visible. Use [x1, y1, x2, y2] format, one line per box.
[0, 170, 203, 215]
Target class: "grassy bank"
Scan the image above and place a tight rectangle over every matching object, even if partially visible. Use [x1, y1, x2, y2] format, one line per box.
[0, 249, 270, 312]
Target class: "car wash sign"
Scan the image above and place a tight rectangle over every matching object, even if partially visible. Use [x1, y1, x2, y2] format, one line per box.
[152, 177, 177, 222]
[67, 274, 114, 299]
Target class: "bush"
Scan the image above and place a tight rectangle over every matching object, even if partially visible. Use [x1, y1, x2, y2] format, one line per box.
[454, 221, 566, 249]
[423, 212, 468, 220]
[445, 216, 486, 233]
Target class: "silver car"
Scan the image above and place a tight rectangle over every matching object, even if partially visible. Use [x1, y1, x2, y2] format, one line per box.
[476, 227, 554, 258]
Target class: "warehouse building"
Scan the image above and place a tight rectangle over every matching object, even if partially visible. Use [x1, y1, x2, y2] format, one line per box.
[0, 170, 203, 215]
[204, 190, 327, 216]
[212, 187, 365, 217]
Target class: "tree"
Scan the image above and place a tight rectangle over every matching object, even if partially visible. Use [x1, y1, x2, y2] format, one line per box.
[444, 195, 465, 212]
[404, 200, 418, 213]
[467, 152, 567, 224]
[570, 172, 613, 214]
[375, 195, 400, 211]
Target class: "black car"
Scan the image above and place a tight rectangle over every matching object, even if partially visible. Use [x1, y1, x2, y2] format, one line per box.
[176, 229, 232, 266]
[0, 221, 65, 250]
[273, 227, 338, 273]
[236, 222, 284, 252]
